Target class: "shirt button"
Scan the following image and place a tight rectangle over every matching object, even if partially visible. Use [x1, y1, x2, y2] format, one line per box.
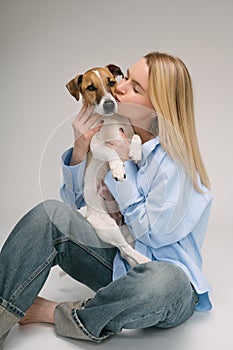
[68, 184, 72, 189]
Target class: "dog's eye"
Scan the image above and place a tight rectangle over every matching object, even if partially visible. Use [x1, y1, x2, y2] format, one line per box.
[108, 78, 116, 87]
[86, 84, 97, 91]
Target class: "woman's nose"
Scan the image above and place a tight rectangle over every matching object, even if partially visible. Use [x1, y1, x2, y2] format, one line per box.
[116, 80, 127, 95]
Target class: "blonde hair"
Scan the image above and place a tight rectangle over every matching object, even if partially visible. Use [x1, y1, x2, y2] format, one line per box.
[144, 51, 210, 193]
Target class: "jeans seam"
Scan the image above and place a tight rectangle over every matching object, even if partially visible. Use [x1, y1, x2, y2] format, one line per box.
[9, 248, 57, 303]
[72, 308, 114, 342]
[127, 308, 165, 324]
[54, 235, 114, 271]
[112, 286, 197, 329]
[157, 289, 197, 327]
[77, 244, 113, 270]
[53, 236, 69, 245]
[121, 303, 179, 328]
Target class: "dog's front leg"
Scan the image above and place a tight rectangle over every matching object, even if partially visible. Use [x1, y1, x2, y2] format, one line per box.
[91, 142, 125, 181]
[129, 134, 142, 163]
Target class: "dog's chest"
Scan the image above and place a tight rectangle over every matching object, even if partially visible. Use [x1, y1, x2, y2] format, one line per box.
[84, 115, 135, 200]
[94, 116, 134, 142]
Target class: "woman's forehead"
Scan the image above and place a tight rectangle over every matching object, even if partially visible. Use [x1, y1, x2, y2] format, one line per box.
[129, 58, 149, 90]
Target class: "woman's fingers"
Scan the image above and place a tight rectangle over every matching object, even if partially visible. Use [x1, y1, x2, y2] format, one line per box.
[86, 113, 102, 129]
[72, 106, 102, 140]
[119, 128, 130, 144]
[77, 106, 94, 122]
[88, 121, 104, 137]
[76, 108, 101, 130]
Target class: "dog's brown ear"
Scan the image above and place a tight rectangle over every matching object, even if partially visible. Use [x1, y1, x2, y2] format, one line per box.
[66, 74, 83, 101]
[106, 64, 124, 78]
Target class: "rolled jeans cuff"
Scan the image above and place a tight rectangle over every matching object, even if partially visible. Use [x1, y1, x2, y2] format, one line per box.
[0, 305, 21, 347]
[54, 300, 114, 342]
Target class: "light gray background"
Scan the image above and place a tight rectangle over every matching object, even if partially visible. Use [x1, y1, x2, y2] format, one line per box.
[0, 0, 232, 349]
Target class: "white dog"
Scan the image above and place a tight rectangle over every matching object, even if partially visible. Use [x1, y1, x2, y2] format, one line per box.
[66, 65, 150, 267]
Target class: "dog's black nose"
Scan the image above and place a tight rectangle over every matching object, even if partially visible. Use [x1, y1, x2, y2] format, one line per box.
[103, 100, 115, 114]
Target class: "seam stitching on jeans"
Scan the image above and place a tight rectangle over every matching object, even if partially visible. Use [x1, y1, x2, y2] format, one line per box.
[0, 298, 24, 318]
[53, 235, 114, 270]
[9, 248, 57, 303]
[72, 308, 114, 341]
[64, 236, 114, 270]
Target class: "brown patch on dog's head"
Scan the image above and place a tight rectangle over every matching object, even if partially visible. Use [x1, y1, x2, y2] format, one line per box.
[66, 64, 124, 105]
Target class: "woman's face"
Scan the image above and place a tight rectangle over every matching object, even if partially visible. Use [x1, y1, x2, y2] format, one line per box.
[115, 58, 153, 109]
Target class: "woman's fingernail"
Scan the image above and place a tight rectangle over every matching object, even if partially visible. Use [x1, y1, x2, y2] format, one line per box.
[119, 128, 124, 132]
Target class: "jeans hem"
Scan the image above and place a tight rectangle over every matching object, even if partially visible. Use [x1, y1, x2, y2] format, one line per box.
[54, 300, 114, 343]
[73, 308, 114, 342]
[0, 297, 24, 318]
[0, 304, 21, 339]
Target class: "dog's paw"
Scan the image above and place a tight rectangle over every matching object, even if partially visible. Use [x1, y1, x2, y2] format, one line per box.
[129, 134, 142, 163]
[109, 159, 126, 181]
[119, 243, 151, 267]
[78, 206, 87, 217]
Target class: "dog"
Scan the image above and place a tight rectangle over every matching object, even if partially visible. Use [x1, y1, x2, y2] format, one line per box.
[66, 65, 150, 267]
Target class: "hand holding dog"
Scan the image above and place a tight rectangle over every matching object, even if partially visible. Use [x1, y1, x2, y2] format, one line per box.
[70, 107, 103, 165]
[105, 129, 130, 162]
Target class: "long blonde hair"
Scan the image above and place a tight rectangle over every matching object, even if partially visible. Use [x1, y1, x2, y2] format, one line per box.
[144, 51, 210, 193]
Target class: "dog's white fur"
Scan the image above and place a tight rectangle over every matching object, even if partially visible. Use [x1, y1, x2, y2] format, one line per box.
[82, 113, 150, 267]
[69, 68, 150, 267]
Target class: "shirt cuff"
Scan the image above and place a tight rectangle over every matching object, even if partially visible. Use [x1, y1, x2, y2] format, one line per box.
[104, 160, 141, 212]
[61, 148, 86, 193]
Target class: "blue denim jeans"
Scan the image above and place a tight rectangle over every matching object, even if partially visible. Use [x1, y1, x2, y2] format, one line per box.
[0, 200, 198, 345]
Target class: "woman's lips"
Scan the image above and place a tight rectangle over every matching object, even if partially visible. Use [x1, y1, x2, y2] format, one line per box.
[115, 95, 121, 103]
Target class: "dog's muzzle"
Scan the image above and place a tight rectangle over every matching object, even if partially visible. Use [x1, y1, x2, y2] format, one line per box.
[103, 100, 116, 115]
[94, 95, 118, 116]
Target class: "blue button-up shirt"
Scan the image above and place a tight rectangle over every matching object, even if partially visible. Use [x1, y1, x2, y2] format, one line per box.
[60, 136, 213, 312]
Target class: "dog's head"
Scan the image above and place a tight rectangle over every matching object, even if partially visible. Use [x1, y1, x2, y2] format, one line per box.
[66, 64, 124, 116]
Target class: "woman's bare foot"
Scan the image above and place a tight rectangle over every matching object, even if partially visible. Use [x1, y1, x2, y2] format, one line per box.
[19, 296, 59, 325]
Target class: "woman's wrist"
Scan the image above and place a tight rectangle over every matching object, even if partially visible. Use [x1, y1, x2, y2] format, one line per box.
[70, 145, 87, 165]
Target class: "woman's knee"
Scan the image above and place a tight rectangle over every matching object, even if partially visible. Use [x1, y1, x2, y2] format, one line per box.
[128, 261, 192, 302]
[27, 199, 63, 221]
[39, 200, 100, 248]
[20, 199, 70, 242]
[39, 199, 67, 217]
[37, 200, 75, 227]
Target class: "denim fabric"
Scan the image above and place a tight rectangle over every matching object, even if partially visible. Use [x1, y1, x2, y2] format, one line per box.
[74, 262, 198, 340]
[61, 145, 213, 310]
[0, 200, 198, 346]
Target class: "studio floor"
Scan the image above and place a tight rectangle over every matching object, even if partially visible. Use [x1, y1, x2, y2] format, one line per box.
[2, 222, 232, 350]
[1, 1, 233, 349]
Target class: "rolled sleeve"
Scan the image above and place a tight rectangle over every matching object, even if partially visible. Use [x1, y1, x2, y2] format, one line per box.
[60, 148, 86, 208]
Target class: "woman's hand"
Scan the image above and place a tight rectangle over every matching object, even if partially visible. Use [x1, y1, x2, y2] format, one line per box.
[105, 129, 130, 162]
[70, 107, 103, 165]
[97, 180, 123, 226]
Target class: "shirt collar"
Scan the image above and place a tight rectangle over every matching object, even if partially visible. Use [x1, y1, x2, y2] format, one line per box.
[138, 136, 160, 166]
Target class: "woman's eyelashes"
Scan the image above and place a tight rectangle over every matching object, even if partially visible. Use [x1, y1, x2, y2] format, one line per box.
[133, 85, 140, 93]
[123, 76, 140, 93]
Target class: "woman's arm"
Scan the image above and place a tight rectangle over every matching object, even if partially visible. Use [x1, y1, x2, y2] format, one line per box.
[60, 107, 103, 208]
[60, 148, 86, 209]
[104, 141, 213, 249]
[69, 106, 103, 165]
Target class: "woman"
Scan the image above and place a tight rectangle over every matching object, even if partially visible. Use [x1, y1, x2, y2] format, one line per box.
[0, 52, 213, 346]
